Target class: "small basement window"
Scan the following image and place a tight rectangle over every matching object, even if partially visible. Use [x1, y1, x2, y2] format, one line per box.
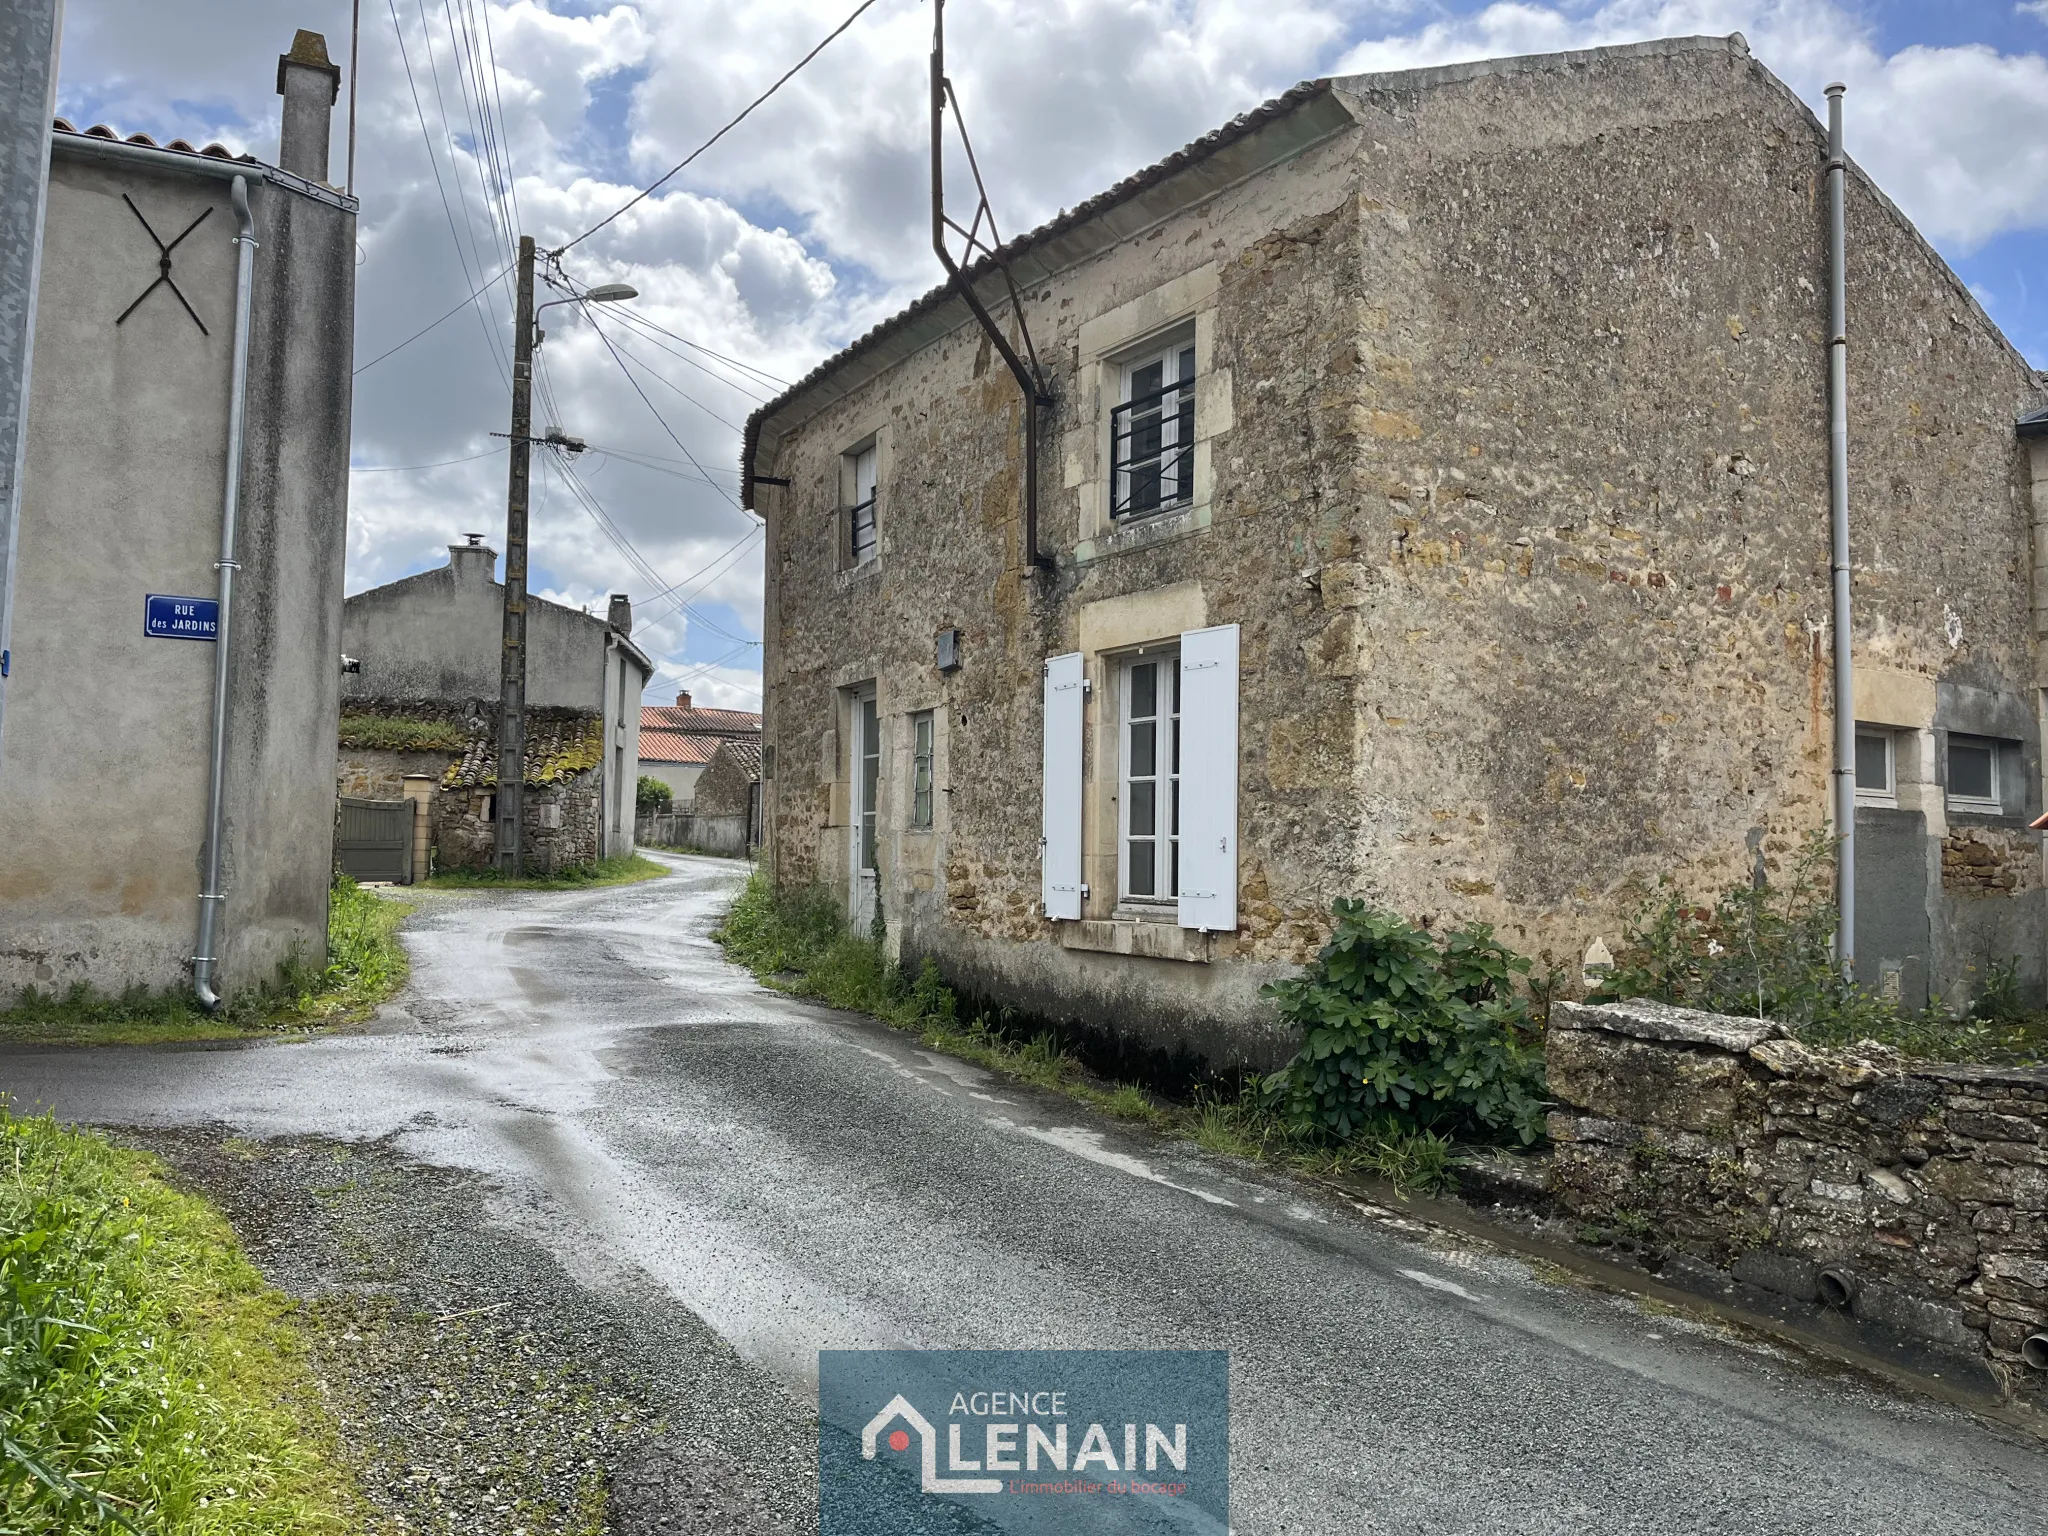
[1947, 733, 2002, 814]
[1854, 728, 1895, 807]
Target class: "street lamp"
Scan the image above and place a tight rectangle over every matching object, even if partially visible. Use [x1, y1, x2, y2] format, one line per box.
[495, 244, 640, 875]
[533, 283, 637, 344]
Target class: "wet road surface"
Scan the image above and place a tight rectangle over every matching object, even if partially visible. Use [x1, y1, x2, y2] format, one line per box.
[5, 852, 2046, 1533]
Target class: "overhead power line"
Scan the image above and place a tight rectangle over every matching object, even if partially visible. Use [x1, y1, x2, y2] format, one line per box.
[553, 0, 886, 256]
[353, 260, 514, 376]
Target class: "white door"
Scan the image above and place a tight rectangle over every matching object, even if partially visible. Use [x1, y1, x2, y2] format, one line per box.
[851, 687, 880, 930]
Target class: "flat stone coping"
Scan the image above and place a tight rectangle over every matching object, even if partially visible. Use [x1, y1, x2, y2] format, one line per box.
[1550, 998, 1785, 1053]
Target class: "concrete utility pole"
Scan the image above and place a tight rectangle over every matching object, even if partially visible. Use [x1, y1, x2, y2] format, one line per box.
[0, 0, 63, 766]
[496, 234, 535, 874]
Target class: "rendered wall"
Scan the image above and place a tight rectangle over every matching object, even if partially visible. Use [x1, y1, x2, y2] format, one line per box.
[0, 149, 352, 1000]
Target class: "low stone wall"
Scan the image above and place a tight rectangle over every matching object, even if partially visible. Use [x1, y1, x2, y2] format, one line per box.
[1547, 999, 2048, 1394]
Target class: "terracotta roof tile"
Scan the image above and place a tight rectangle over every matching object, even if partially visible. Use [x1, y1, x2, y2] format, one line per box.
[443, 713, 602, 789]
[53, 119, 259, 166]
[712, 739, 763, 780]
[639, 704, 761, 737]
[637, 729, 724, 766]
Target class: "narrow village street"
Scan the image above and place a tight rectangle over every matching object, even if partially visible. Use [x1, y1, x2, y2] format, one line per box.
[3, 853, 2045, 1533]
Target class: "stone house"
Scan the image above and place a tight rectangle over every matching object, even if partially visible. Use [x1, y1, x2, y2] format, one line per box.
[637, 689, 762, 807]
[744, 35, 2048, 1070]
[338, 536, 652, 872]
[0, 31, 356, 1002]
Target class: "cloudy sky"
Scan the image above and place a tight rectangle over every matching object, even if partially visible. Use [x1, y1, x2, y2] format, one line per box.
[51, 0, 2048, 710]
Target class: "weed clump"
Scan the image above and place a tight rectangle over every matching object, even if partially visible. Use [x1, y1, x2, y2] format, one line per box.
[0, 874, 409, 1045]
[1597, 832, 2047, 1063]
[0, 1108, 362, 1528]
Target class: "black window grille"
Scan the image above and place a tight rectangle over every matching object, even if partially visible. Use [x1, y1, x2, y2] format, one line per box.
[849, 494, 877, 562]
[1111, 348, 1195, 519]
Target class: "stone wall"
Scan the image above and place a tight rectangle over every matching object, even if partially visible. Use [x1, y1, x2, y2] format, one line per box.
[754, 37, 2047, 1070]
[1548, 998, 2048, 1395]
[433, 769, 601, 874]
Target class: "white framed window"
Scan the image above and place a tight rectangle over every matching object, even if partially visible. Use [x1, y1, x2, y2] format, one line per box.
[1947, 733, 2002, 814]
[1118, 651, 1180, 903]
[1854, 727, 1896, 807]
[910, 711, 934, 829]
[848, 442, 878, 565]
[1111, 333, 1195, 521]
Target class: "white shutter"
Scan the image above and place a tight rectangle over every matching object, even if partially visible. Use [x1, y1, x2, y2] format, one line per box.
[1177, 624, 1239, 932]
[1041, 651, 1085, 920]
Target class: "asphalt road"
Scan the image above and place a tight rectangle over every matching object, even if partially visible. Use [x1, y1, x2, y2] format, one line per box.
[5, 852, 2045, 1533]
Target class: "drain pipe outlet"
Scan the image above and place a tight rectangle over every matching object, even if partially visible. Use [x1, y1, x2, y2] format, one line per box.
[2024, 1333, 2048, 1372]
[193, 173, 258, 1011]
[1824, 82, 1856, 982]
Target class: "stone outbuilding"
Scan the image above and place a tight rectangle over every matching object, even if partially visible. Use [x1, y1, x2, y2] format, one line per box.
[743, 35, 2048, 1070]
[337, 536, 652, 873]
[0, 32, 357, 1003]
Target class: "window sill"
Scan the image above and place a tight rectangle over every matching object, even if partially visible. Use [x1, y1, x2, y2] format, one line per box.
[1056, 918, 1208, 964]
[1074, 499, 1210, 566]
[833, 558, 883, 590]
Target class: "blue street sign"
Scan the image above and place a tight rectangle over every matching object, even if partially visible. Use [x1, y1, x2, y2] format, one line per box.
[144, 594, 219, 641]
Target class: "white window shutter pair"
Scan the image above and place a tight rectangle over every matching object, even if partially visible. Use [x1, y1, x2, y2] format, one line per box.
[1040, 624, 1239, 933]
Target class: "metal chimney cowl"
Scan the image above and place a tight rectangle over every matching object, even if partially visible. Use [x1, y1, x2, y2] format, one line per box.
[275, 30, 341, 183]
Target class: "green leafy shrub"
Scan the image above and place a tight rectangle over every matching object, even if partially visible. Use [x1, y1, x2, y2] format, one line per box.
[636, 775, 674, 812]
[1262, 901, 1548, 1145]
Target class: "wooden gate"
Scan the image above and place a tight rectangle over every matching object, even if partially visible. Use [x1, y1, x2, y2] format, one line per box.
[337, 797, 414, 884]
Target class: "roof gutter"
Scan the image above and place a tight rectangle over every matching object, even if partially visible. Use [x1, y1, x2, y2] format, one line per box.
[193, 173, 259, 1012]
[51, 130, 359, 213]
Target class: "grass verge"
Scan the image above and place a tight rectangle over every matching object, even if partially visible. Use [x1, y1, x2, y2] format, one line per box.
[0, 1108, 366, 1531]
[0, 876, 411, 1048]
[421, 852, 669, 891]
[713, 873, 1463, 1195]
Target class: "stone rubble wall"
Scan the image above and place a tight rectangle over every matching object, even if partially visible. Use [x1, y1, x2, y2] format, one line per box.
[433, 770, 601, 874]
[1547, 998, 2048, 1394]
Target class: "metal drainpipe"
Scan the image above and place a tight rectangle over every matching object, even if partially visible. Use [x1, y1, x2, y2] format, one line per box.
[193, 173, 258, 1010]
[1826, 83, 1856, 982]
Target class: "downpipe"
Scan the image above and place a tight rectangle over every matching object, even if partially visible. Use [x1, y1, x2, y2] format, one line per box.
[193, 174, 257, 1011]
[1826, 84, 1856, 983]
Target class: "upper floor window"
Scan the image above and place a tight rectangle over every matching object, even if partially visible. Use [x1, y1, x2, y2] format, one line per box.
[848, 442, 878, 565]
[1120, 651, 1180, 902]
[1947, 733, 2002, 814]
[1112, 336, 1195, 521]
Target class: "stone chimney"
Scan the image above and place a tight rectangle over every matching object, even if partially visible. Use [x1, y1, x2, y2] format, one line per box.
[449, 533, 497, 583]
[676, 691, 692, 710]
[608, 593, 632, 635]
[275, 30, 341, 183]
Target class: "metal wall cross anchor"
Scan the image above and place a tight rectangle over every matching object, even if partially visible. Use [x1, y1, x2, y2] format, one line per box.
[115, 194, 213, 334]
